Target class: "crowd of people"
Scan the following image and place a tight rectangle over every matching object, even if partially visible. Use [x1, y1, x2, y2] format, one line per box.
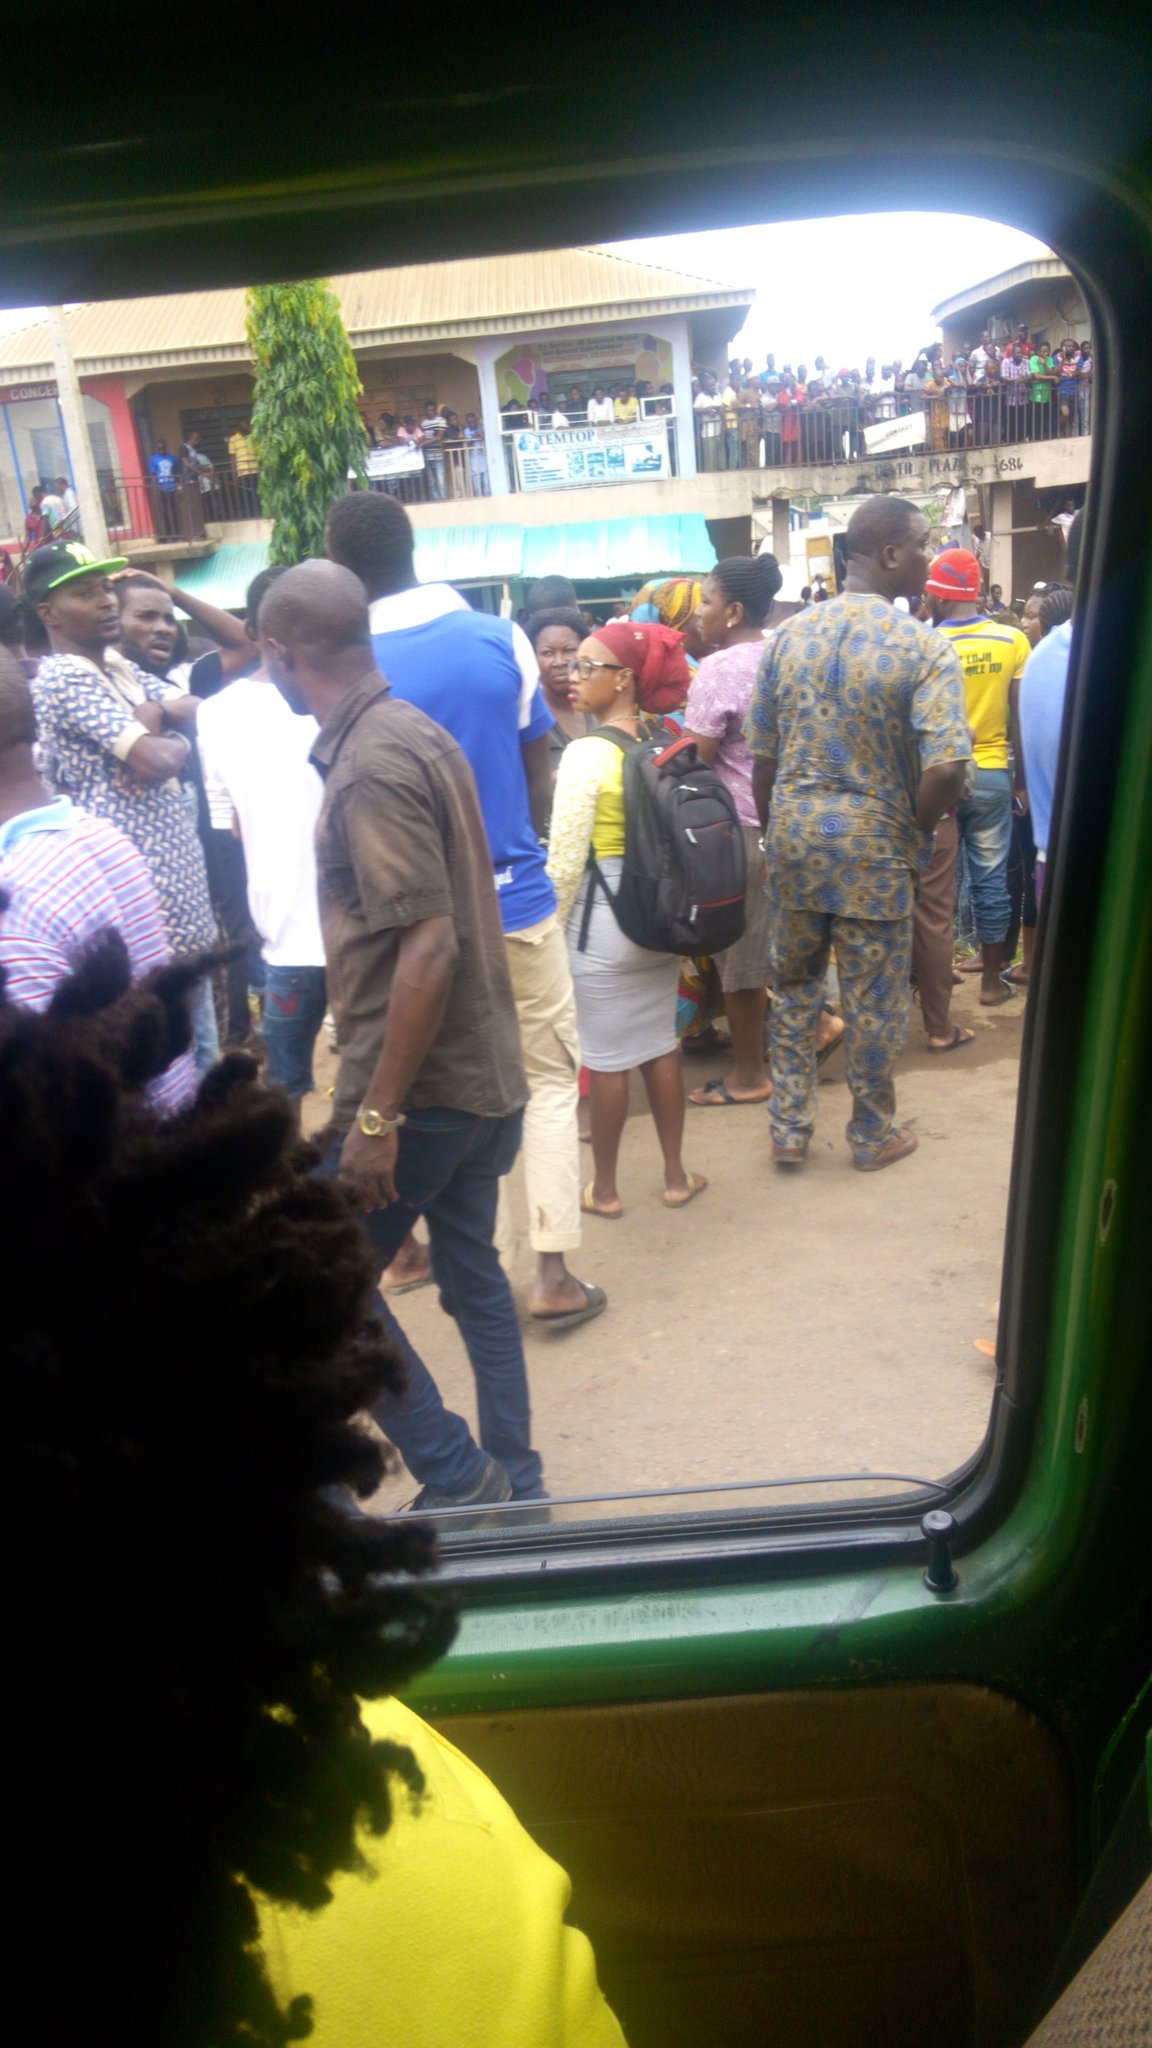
[370, 400, 490, 497]
[691, 331, 1094, 468]
[1, 478, 1086, 2047]
[0, 484, 1080, 1525]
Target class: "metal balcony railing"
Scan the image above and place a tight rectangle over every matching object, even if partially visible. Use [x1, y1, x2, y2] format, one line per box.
[691, 377, 1093, 472]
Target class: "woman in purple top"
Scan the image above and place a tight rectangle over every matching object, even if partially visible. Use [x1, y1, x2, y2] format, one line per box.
[683, 554, 782, 1106]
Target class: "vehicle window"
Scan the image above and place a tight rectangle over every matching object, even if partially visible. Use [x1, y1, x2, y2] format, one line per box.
[0, 209, 1092, 1547]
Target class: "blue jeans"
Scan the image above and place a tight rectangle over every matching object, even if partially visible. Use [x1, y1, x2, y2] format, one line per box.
[187, 973, 220, 1074]
[263, 964, 327, 1097]
[321, 1107, 541, 1498]
[956, 768, 1013, 944]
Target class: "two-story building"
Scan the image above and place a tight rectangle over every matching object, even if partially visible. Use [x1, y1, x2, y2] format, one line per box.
[744, 258, 1093, 597]
[0, 246, 755, 605]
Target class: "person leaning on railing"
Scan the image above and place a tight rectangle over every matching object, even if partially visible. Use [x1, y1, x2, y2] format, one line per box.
[738, 377, 763, 466]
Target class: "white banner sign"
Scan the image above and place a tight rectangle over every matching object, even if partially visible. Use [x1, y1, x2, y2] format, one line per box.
[364, 444, 426, 478]
[513, 420, 669, 492]
[862, 411, 928, 454]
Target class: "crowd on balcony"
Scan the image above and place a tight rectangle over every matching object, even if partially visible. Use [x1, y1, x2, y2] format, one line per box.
[691, 330, 1094, 469]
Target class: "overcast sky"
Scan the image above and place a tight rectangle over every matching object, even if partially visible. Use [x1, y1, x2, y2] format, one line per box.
[607, 214, 1053, 371]
[0, 212, 1051, 363]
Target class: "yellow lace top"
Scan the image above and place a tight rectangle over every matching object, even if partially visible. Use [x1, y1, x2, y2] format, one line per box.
[545, 734, 627, 922]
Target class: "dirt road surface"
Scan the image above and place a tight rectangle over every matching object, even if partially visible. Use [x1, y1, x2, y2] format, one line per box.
[305, 978, 1022, 1519]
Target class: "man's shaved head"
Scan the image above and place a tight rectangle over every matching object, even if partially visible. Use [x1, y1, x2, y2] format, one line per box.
[258, 559, 375, 720]
[258, 558, 371, 654]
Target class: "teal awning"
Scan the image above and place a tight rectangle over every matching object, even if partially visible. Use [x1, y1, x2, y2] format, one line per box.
[172, 513, 715, 607]
[172, 542, 276, 611]
[412, 523, 526, 584]
[517, 514, 716, 581]
[418, 512, 717, 583]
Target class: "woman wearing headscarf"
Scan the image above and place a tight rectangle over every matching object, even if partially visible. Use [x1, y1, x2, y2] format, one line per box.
[630, 576, 702, 637]
[546, 621, 708, 1218]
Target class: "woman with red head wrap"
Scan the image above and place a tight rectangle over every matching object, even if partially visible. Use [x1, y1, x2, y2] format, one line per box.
[544, 624, 708, 1219]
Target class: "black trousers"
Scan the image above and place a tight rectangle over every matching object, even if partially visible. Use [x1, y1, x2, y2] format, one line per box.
[1005, 803, 1037, 961]
[203, 829, 261, 1043]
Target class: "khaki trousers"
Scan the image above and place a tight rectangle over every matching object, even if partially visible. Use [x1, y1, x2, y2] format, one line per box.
[911, 815, 959, 1041]
[496, 914, 582, 1260]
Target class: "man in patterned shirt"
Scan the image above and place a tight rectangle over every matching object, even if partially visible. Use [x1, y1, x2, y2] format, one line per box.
[746, 495, 970, 1172]
[25, 542, 219, 1070]
[0, 652, 197, 1114]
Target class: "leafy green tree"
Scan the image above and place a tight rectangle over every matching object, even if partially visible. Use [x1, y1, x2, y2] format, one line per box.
[246, 281, 368, 565]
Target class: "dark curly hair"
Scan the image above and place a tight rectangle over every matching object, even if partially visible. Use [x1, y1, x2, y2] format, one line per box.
[325, 489, 416, 600]
[2, 932, 456, 2046]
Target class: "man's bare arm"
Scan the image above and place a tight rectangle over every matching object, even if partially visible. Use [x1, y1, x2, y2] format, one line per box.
[916, 760, 968, 833]
[752, 754, 777, 831]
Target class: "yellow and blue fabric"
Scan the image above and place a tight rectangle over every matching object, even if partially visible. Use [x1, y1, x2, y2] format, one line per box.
[745, 594, 969, 1161]
[744, 594, 969, 922]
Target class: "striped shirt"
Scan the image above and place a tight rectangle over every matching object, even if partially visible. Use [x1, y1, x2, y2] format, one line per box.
[999, 355, 1030, 405]
[0, 797, 197, 1114]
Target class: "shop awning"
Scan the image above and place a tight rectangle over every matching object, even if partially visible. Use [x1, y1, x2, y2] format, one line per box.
[172, 542, 276, 610]
[173, 512, 716, 608]
[516, 514, 716, 582]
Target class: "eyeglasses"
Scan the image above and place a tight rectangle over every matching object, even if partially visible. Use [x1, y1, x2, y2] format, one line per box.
[568, 657, 625, 678]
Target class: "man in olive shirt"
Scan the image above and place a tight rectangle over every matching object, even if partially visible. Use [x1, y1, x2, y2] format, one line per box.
[259, 561, 542, 1513]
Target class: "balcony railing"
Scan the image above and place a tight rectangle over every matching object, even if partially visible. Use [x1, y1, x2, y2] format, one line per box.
[93, 469, 265, 543]
[692, 379, 1093, 472]
[364, 443, 490, 504]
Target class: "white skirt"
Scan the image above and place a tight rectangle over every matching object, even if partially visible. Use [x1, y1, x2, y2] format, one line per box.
[566, 858, 680, 1072]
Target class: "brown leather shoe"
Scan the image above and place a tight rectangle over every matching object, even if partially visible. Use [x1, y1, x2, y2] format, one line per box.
[853, 1126, 918, 1172]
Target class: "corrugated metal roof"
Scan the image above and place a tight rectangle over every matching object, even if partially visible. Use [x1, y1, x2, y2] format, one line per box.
[173, 514, 716, 607]
[0, 247, 753, 379]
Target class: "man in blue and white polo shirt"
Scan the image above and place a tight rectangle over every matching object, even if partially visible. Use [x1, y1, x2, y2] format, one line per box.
[326, 492, 605, 1333]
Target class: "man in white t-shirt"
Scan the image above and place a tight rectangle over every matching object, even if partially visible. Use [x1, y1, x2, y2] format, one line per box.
[195, 565, 327, 1122]
[586, 386, 614, 424]
[968, 333, 994, 382]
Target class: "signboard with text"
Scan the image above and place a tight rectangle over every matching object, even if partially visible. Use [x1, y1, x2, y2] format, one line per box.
[364, 443, 425, 478]
[513, 420, 670, 492]
[0, 381, 59, 406]
[862, 411, 928, 454]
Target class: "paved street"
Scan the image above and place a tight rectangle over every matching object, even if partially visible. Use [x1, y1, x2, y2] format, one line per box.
[306, 979, 1022, 1520]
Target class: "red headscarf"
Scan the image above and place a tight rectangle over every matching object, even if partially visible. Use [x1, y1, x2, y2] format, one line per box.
[592, 619, 691, 716]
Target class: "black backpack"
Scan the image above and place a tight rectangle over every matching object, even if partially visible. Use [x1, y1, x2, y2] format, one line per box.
[578, 726, 748, 956]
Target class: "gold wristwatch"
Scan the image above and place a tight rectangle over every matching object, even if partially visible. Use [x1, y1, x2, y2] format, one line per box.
[356, 1105, 407, 1139]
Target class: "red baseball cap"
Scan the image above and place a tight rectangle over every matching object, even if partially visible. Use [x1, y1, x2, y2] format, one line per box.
[924, 547, 982, 601]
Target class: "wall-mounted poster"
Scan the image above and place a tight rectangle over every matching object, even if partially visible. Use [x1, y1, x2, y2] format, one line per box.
[512, 420, 670, 491]
[496, 332, 675, 408]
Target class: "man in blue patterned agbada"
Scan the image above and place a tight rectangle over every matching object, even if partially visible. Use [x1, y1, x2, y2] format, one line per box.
[745, 496, 970, 1170]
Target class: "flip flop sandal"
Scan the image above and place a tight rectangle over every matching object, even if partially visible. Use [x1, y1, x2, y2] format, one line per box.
[927, 1026, 976, 1053]
[979, 984, 1017, 1006]
[663, 1172, 709, 1208]
[689, 1077, 772, 1106]
[581, 1182, 623, 1220]
[529, 1281, 608, 1332]
[384, 1271, 435, 1295]
[854, 1126, 919, 1172]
